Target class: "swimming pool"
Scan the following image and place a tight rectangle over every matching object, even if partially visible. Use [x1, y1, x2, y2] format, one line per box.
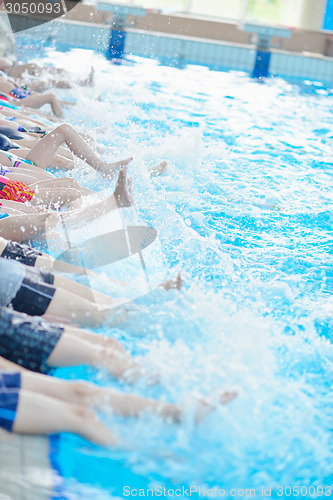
[14, 41, 333, 498]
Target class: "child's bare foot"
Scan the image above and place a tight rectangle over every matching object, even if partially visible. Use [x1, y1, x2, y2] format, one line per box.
[194, 391, 238, 422]
[114, 168, 134, 208]
[160, 271, 184, 291]
[81, 67, 94, 87]
[106, 350, 144, 382]
[148, 160, 168, 177]
[103, 157, 133, 178]
[165, 390, 237, 423]
[111, 157, 133, 170]
[61, 100, 75, 107]
[219, 391, 238, 405]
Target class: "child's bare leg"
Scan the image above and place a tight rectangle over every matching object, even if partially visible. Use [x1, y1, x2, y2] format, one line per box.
[23, 81, 49, 92]
[7, 171, 43, 185]
[21, 166, 54, 180]
[30, 176, 83, 191]
[19, 106, 60, 123]
[80, 387, 237, 422]
[30, 186, 82, 209]
[18, 94, 64, 118]
[0, 107, 50, 127]
[29, 177, 94, 197]
[65, 326, 128, 353]
[0, 212, 53, 242]
[51, 145, 72, 158]
[80, 67, 94, 87]
[25, 124, 132, 175]
[159, 271, 184, 291]
[13, 390, 117, 446]
[25, 374, 177, 419]
[7, 62, 42, 78]
[0, 80, 14, 93]
[28, 178, 94, 209]
[49, 154, 75, 170]
[8, 138, 39, 148]
[8, 167, 54, 183]
[11, 361, 236, 426]
[9, 147, 75, 170]
[53, 274, 120, 306]
[148, 160, 168, 177]
[60, 167, 134, 227]
[43, 288, 108, 328]
[36, 253, 88, 274]
[46, 328, 141, 380]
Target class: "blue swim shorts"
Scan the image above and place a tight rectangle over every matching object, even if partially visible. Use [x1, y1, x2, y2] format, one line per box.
[0, 307, 63, 374]
[0, 371, 21, 432]
[10, 267, 56, 317]
[1, 240, 43, 267]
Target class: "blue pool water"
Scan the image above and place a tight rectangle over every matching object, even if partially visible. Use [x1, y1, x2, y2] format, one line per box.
[15, 40, 333, 498]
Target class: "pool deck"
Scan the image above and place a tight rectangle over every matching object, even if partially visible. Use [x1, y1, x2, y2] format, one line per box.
[0, 431, 53, 500]
[1, 2, 333, 84]
[1, 1, 333, 57]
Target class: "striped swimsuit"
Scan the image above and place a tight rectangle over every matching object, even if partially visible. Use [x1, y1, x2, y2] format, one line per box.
[0, 97, 19, 110]
[0, 174, 34, 203]
[9, 87, 31, 99]
[0, 150, 37, 169]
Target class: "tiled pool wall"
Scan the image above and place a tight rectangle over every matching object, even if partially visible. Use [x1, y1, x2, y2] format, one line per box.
[7, 15, 333, 84]
[0, 432, 53, 499]
[270, 50, 333, 82]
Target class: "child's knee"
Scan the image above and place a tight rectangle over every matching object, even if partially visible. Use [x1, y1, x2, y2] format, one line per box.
[70, 403, 96, 425]
[69, 381, 92, 404]
[66, 188, 82, 203]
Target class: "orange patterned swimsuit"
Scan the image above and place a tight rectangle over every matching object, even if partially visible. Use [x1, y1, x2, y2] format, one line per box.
[0, 175, 34, 203]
